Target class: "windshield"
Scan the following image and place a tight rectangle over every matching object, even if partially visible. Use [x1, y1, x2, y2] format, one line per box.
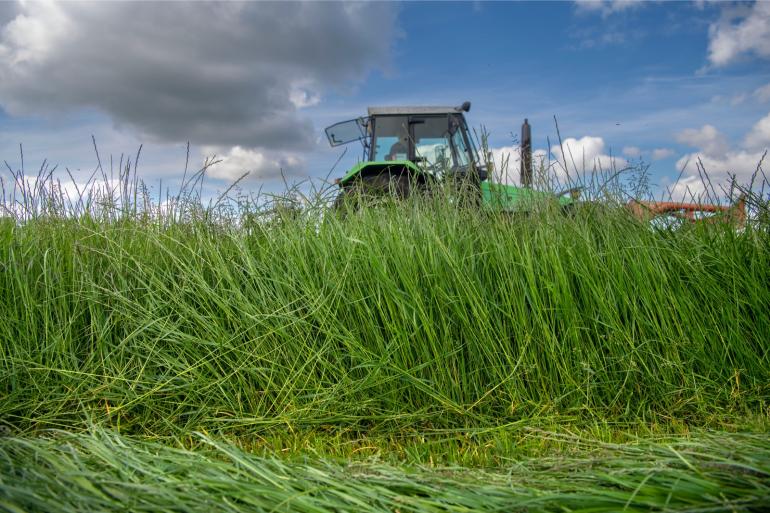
[414, 115, 471, 169]
[368, 114, 474, 168]
[413, 117, 451, 168]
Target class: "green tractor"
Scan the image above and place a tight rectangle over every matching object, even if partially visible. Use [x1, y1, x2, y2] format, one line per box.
[325, 101, 574, 211]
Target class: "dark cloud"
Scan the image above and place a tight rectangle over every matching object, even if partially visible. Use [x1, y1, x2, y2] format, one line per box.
[0, 1, 18, 24]
[0, 1, 396, 150]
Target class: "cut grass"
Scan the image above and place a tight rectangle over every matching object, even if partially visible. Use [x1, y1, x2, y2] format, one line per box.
[1, 429, 769, 512]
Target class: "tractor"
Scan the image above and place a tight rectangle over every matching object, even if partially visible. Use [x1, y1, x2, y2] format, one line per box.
[325, 101, 573, 211]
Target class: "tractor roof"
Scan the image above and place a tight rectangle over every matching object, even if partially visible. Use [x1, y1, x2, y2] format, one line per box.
[367, 105, 466, 116]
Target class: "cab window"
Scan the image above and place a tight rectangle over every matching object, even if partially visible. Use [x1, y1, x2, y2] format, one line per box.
[372, 116, 409, 161]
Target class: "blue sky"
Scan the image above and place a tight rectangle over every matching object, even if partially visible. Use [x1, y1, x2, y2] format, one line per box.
[1, 1, 769, 201]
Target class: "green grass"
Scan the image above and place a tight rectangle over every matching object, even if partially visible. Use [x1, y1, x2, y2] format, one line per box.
[2, 429, 769, 512]
[1, 163, 769, 509]
[2, 196, 769, 441]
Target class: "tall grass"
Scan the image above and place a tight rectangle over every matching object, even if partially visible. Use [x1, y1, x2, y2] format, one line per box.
[1, 184, 768, 441]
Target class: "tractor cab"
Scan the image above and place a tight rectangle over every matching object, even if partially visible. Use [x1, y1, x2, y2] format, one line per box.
[325, 101, 484, 186]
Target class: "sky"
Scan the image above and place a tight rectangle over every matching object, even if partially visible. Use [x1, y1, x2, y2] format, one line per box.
[0, 0, 769, 201]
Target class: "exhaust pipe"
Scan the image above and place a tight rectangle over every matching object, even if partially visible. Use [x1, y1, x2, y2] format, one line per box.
[521, 119, 532, 188]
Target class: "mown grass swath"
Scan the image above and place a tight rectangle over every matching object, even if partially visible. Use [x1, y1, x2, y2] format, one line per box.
[0, 148, 768, 510]
[1, 430, 769, 512]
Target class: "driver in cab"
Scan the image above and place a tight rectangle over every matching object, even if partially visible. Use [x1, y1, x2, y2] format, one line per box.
[386, 140, 407, 161]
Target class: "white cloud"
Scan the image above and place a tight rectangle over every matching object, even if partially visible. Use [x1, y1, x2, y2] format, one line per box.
[486, 136, 625, 186]
[755, 83, 770, 103]
[675, 150, 764, 189]
[289, 80, 321, 109]
[0, 1, 70, 66]
[550, 136, 626, 174]
[672, 118, 769, 199]
[203, 146, 305, 183]
[675, 124, 729, 158]
[574, 0, 644, 17]
[668, 175, 707, 202]
[707, 2, 770, 67]
[651, 148, 674, 160]
[486, 145, 521, 184]
[1, 173, 135, 219]
[484, 145, 553, 185]
[744, 111, 770, 151]
[622, 146, 642, 158]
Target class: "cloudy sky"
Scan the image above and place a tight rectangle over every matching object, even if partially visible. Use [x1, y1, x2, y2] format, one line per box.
[0, 0, 768, 199]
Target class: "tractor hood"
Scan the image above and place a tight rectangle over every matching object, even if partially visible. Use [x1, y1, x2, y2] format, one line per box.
[480, 181, 573, 212]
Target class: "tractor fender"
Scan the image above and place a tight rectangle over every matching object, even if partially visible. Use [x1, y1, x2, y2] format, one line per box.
[337, 160, 430, 187]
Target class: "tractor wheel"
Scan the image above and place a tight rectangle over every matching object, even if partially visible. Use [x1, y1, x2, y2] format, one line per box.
[334, 172, 412, 211]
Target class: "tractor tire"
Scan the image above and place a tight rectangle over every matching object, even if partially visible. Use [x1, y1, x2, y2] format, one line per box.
[334, 172, 412, 211]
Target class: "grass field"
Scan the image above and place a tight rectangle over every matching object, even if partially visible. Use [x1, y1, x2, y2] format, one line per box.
[1, 160, 769, 511]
